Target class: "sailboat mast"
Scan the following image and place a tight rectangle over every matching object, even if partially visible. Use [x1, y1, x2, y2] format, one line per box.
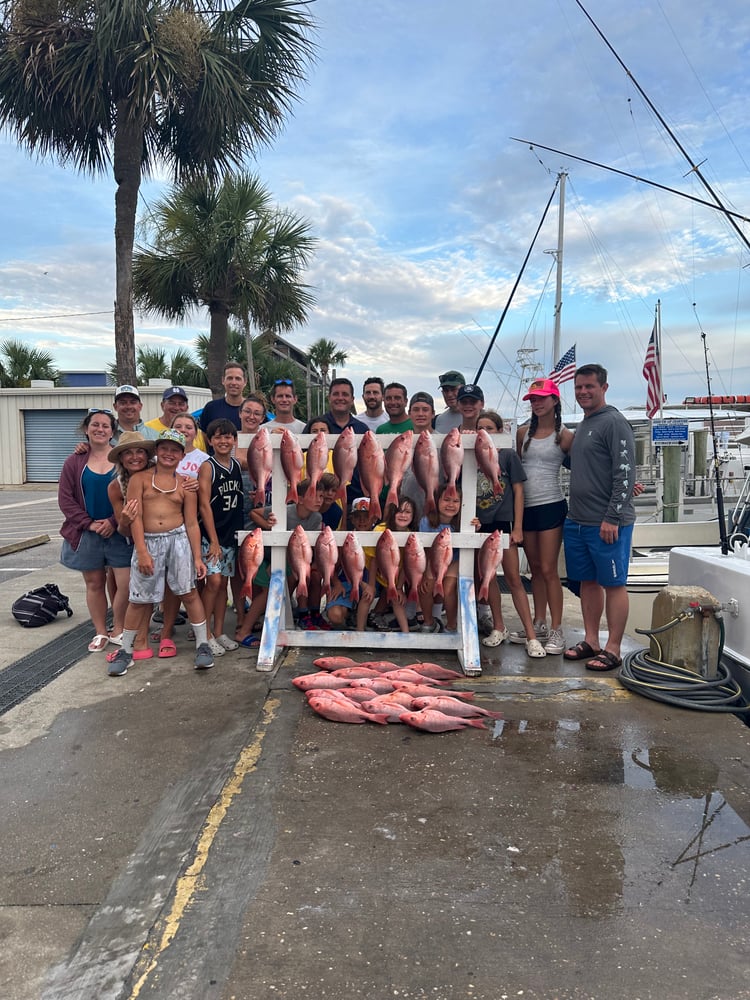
[552, 171, 566, 366]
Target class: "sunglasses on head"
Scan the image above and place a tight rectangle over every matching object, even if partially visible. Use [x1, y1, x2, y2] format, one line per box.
[274, 378, 294, 386]
[87, 407, 113, 416]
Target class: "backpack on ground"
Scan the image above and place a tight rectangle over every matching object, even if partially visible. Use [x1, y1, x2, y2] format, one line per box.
[11, 583, 73, 628]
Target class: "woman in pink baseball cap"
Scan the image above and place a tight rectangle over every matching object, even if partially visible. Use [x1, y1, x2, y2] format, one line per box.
[514, 378, 574, 655]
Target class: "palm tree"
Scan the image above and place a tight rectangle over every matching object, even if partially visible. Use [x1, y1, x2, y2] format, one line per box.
[133, 172, 316, 395]
[0, 339, 60, 387]
[0, 0, 314, 384]
[308, 337, 348, 397]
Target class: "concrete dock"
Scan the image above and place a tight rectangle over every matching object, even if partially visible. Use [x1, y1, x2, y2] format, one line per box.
[1, 488, 749, 1000]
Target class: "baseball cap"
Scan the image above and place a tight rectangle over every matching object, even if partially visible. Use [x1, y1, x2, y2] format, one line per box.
[351, 497, 371, 512]
[156, 429, 186, 451]
[409, 391, 435, 409]
[438, 371, 466, 388]
[522, 378, 560, 401]
[114, 384, 140, 400]
[457, 384, 484, 403]
[162, 386, 188, 401]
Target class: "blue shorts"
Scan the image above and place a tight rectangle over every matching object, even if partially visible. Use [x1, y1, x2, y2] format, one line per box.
[327, 579, 354, 610]
[563, 520, 633, 587]
[201, 539, 237, 577]
[61, 530, 133, 572]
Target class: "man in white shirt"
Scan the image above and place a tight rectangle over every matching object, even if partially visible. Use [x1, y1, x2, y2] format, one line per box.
[357, 376, 389, 431]
[264, 378, 306, 433]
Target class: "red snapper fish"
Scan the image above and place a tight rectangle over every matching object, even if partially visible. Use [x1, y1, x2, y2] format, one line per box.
[287, 524, 312, 602]
[403, 662, 465, 681]
[314, 524, 338, 597]
[347, 678, 397, 694]
[332, 426, 358, 505]
[332, 665, 383, 679]
[360, 696, 413, 723]
[381, 668, 450, 685]
[340, 532, 366, 602]
[391, 680, 474, 700]
[306, 429, 330, 492]
[247, 426, 273, 504]
[440, 427, 464, 500]
[358, 660, 400, 672]
[384, 430, 414, 511]
[411, 696, 504, 719]
[340, 687, 381, 704]
[413, 430, 440, 516]
[477, 530, 504, 602]
[474, 428, 503, 496]
[376, 528, 403, 604]
[280, 429, 304, 503]
[429, 527, 453, 598]
[308, 693, 389, 725]
[238, 528, 265, 602]
[313, 655, 358, 671]
[292, 672, 352, 691]
[399, 709, 488, 733]
[403, 533, 426, 604]
[357, 431, 385, 523]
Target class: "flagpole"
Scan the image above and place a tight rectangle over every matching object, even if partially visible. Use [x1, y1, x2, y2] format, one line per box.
[656, 299, 663, 420]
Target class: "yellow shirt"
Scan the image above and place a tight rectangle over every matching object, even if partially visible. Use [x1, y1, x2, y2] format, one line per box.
[145, 417, 208, 453]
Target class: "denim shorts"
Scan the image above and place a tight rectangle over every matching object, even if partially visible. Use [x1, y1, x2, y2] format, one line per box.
[563, 520, 633, 587]
[60, 530, 133, 572]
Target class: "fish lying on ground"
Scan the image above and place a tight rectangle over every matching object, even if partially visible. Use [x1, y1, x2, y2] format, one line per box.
[402, 662, 465, 681]
[292, 672, 352, 691]
[399, 709, 488, 732]
[390, 680, 474, 700]
[411, 696, 504, 719]
[308, 694, 389, 725]
[332, 665, 385, 679]
[313, 655, 358, 671]
[381, 668, 451, 685]
[361, 696, 415, 723]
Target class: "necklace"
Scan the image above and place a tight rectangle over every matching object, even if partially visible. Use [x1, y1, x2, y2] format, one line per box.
[151, 473, 177, 495]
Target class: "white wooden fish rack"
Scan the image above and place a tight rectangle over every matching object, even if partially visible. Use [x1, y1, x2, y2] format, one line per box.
[237, 431, 511, 676]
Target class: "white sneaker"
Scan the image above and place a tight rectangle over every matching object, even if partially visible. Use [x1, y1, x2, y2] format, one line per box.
[526, 638, 547, 658]
[544, 627, 565, 654]
[509, 621, 548, 644]
[208, 637, 226, 657]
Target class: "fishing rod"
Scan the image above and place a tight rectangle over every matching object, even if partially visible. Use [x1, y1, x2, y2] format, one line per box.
[509, 138, 750, 226]
[473, 175, 560, 384]
[701, 331, 730, 554]
[573, 0, 750, 257]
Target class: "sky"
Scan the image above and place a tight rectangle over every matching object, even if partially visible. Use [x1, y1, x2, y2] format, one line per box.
[1, 0, 750, 417]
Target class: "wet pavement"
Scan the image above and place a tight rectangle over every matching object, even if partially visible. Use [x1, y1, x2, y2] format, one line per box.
[1, 494, 749, 1000]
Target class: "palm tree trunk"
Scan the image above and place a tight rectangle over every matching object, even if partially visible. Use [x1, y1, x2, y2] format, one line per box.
[208, 307, 230, 397]
[243, 315, 256, 393]
[113, 101, 142, 386]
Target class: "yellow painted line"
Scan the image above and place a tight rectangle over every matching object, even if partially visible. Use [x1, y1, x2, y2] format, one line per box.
[128, 696, 280, 997]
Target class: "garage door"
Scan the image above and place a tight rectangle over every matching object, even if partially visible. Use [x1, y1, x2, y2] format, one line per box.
[24, 410, 88, 482]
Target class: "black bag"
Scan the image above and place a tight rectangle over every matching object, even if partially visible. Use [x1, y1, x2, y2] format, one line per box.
[11, 583, 73, 628]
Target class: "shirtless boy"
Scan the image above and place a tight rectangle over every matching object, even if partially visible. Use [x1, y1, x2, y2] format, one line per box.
[107, 429, 214, 676]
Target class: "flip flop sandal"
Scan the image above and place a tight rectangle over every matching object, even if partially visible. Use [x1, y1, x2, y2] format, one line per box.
[586, 650, 622, 672]
[563, 640, 602, 661]
[240, 635, 261, 648]
[88, 634, 109, 652]
[133, 649, 154, 660]
[158, 639, 177, 658]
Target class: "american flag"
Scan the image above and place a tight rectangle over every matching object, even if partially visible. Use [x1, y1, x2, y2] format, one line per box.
[548, 344, 576, 386]
[642, 322, 664, 419]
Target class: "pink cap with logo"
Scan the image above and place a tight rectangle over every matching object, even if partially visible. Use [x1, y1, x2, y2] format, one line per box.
[523, 378, 560, 401]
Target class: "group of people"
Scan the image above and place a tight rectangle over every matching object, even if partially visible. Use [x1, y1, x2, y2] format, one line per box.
[58, 358, 636, 676]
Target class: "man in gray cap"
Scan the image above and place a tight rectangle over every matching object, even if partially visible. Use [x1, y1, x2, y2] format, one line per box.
[145, 386, 207, 450]
[434, 371, 466, 432]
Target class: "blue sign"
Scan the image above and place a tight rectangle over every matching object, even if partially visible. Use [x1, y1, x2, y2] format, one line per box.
[652, 421, 689, 444]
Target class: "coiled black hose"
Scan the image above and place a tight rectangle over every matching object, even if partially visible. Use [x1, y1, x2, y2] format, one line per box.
[619, 613, 750, 713]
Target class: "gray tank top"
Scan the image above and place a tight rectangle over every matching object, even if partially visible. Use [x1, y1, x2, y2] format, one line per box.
[520, 431, 565, 507]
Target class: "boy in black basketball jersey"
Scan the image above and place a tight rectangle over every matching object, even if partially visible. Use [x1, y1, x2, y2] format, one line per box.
[198, 419, 244, 655]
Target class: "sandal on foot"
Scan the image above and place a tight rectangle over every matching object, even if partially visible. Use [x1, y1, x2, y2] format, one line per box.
[158, 639, 177, 658]
[133, 648, 154, 661]
[108, 632, 123, 646]
[88, 634, 109, 653]
[240, 635, 260, 648]
[482, 628, 508, 647]
[217, 634, 239, 651]
[525, 638, 547, 658]
[563, 641, 601, 661]
[586, 650, 622, 672]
